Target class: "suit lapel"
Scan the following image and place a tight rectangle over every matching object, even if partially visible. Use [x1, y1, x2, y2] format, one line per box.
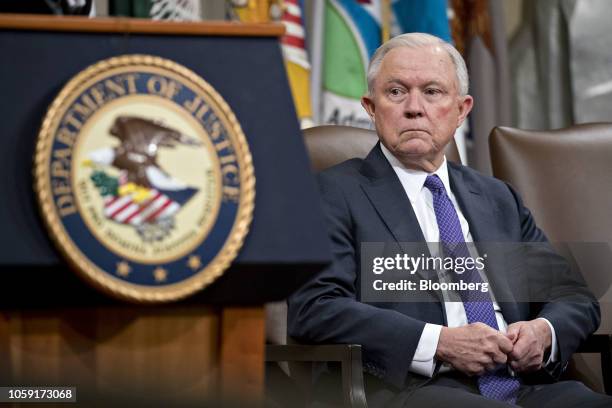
[359, 147, 426, 245]
[446, 164, 490, 242]
[359, 145, 446, 315]
[448, 164, 519, 321]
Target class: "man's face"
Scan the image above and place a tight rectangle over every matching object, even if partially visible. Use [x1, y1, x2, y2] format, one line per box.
[362, 45, 473, 168]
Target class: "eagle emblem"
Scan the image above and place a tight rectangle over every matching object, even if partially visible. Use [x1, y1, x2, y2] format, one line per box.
[85, 115, 201, 241]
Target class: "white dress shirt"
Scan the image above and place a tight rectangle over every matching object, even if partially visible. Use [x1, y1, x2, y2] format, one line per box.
[380, 144, 558, 377]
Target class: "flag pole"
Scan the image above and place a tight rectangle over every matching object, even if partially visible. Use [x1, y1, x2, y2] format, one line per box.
[381, 0, 391, 42]
[309, 0, 325, 125]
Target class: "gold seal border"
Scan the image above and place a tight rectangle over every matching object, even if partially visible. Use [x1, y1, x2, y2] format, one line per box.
[34, 54, 255, 303]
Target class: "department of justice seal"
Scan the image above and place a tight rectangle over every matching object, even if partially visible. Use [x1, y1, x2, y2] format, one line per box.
[34, 55, 255, 303]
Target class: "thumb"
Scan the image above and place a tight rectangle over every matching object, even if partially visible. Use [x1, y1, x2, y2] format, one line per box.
[506, 324, 521, 342]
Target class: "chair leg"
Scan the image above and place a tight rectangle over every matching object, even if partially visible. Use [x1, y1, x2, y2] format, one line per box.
[340, 345, 367, 408]
[601, 335, 612, 395]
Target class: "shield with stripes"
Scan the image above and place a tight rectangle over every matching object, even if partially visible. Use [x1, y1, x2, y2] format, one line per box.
[103, 187, 195, 227]
[91, 168, 198, 241]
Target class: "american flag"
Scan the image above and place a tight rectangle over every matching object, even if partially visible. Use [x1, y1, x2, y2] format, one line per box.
[102, 186, 196, 226]
[280, 0, 309, 70]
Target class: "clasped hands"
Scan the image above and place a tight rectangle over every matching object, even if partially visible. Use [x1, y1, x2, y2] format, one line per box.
[435, 319, 552, 376]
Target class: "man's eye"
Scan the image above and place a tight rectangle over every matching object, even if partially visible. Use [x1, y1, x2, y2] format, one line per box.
[389, 88, 402, 96]
[425, 88, 441, 96]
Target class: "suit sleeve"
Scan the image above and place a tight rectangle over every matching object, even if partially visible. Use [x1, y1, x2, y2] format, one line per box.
[288, 171, 427, 389]
[507, 182, 600, 378]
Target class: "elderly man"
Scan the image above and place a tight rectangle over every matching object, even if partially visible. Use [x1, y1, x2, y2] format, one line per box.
[288, 33, 610, 407]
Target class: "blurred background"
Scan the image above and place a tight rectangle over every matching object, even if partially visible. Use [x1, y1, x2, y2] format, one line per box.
[3, 0, 612, 175]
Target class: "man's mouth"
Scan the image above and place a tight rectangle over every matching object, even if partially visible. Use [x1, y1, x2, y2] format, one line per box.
[401, 129, 429, 136]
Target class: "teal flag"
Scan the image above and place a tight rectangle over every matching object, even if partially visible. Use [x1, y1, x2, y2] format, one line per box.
[317, 0, 452, 128]
[391, 0, 451, 41]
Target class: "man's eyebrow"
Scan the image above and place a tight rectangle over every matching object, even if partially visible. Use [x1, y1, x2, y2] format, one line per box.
[383, 79, 449, 89]
[422, 80, 447, 89]
[384, 79, 404, 86]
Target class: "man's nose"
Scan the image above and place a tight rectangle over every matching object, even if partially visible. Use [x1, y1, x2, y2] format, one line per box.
[404, 93, 424, 119]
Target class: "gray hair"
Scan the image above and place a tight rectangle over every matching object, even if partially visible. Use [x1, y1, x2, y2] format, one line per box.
[366, 32, 469, 96]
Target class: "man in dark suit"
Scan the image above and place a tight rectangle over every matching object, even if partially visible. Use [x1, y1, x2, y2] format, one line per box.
[288, 33, 610, 407]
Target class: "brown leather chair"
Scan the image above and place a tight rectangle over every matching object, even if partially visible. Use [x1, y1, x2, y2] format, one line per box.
[304, 125, 461, 172]
[265, 125, 461, 407]
[490, 123, 612, 395]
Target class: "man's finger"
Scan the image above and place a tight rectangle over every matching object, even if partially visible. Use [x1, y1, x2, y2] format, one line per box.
[512, 349, 541, 372]
[492, 350, 508, 365]
[509, 338, 529, 361]
[497, 334, 514, 354]
[510, 353, 531, 371]
[507, 323, 522, 337]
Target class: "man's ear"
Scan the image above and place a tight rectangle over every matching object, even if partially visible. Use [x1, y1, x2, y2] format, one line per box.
[456, 95, 474, 127]
[361, 95, 376, 122]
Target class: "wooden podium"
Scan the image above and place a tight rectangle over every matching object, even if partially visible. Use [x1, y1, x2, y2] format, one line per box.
[0, 14, 331, 406]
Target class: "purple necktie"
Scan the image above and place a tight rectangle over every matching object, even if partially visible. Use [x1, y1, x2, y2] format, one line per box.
[424, 174, 520, 404]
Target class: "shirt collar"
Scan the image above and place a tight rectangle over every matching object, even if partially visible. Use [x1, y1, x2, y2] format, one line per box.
[380, 143, 452, 202]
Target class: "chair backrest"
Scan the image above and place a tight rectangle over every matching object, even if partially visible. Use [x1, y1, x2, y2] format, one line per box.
[303, 125, 461, 171]
[490, 124, 612, 244]
[489, 123, 612, 331]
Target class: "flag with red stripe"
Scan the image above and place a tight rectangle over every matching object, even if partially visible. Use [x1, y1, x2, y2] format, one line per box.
[280, 0, 313, 126]
[102, 187, 195, 226]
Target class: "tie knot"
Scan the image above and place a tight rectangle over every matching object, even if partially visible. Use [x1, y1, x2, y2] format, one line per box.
[424, 174, 445, 193]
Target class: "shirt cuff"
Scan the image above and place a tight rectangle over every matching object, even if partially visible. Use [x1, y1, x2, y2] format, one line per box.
[537, 317, 558, 365]
[408, 323, 442, 377]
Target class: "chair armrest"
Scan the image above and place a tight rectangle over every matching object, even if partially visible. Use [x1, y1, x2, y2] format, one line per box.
[266, 344, 367, 408]
[576, 334, 612, 395]
[577, 334, 611, 353]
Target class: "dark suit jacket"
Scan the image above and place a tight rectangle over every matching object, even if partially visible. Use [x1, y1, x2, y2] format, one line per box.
[288, 143, 600, 392]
